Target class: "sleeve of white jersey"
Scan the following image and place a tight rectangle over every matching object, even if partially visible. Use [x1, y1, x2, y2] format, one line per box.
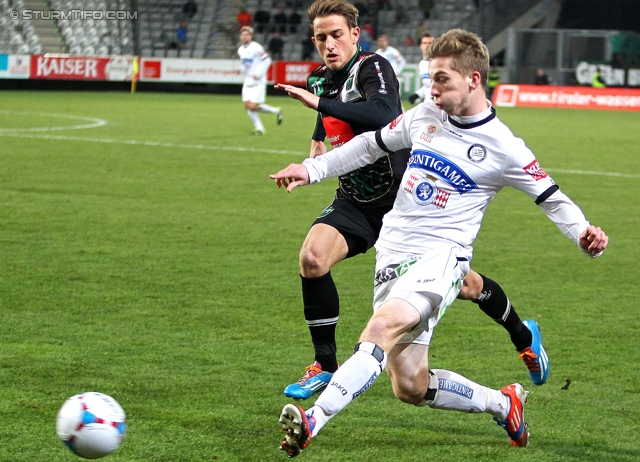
[396, 51, 406, 74]
[377, 108, 414, 151]
[302, 131, 386, 183]
[419, 60, 430, 80]
[238, 48, 247, 74]
[252, 46, 272, 79]
[303, 108, 415, 183]
[502, 143, 597, 256]
[537, 190, 601, 257]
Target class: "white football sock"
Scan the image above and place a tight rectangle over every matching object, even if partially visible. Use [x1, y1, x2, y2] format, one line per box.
[258, 103, 279, 114]
[247, 110, 264, 131]
[417, 369, 510, 420]
[310, 342, 387, 436]
[304, 405, 331, 438]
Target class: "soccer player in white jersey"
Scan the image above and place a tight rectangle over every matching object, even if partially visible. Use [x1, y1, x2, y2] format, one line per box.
[374, 34, 406, 76]
[238, 26, 283, 135]
[408, 33, 433, 105]
[271, 28, 608, 457]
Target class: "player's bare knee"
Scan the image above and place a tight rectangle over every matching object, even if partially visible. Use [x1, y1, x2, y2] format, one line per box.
[299, 247, 331, 277]
[362, 316, 389, 340]
[390, 376, 425, 404]
[458, 271, 482, 300]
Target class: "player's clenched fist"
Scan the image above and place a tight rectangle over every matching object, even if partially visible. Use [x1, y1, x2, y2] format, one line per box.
[270, 164, 310, 192]
[578, 225, 608, 256]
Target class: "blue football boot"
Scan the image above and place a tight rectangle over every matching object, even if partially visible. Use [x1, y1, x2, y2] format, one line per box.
[283, 362, 333, 400]
[519, 319, 549, 385]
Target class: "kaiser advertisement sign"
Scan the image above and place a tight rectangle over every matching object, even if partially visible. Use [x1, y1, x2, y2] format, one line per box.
[30, 55, 136, 81]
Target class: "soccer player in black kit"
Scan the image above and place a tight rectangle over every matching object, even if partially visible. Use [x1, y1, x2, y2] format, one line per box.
[275, 0, 548, 401]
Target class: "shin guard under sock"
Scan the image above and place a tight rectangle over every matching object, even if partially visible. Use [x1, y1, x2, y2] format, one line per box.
[301, 273, 340, 372]
[417, 369, 509, 420]
[474, 274, 532, 351]
[311, 342, 387, 436]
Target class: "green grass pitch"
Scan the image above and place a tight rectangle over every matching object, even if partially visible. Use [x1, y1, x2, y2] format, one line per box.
[0, 91, 638, 461]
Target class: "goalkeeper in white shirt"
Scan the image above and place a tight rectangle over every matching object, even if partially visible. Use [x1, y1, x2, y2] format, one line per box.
[271, 28, 608, 457]
[238, 26, 283, 135]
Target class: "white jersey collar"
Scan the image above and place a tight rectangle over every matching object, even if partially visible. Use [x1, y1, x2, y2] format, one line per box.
[448, 101, 495, 129]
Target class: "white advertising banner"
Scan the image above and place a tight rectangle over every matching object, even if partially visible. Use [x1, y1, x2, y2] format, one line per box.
[140, 58, 245, 84]
[0, 54, 31, 79]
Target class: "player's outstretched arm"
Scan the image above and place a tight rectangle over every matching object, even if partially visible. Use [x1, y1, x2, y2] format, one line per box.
[310, 140, 327, 158]
[270, 164, 310, 192]
[578, 225, 608, 257]
[275, 83, 320, 110]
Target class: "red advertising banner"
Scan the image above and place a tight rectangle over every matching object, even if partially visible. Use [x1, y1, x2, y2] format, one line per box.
[271, 61, 321, 85]
[141, 59, 162, 80]
[30, 55, 136, 81]
[493, 84, 640, 111]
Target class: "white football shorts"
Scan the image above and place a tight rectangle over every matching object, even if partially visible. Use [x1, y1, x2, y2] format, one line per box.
[242, 82, 266, 103]
[373, 245, 470, 345]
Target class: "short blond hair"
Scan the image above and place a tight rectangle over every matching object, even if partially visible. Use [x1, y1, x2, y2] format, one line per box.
[240, 26, 254, 36]
[427, 29, 490, 86]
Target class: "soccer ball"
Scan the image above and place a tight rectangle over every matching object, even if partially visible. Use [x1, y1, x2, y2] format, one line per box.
[56, 392, 127, 459]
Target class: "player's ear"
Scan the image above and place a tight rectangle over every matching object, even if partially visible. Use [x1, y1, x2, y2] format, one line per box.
[351, 26, 360, 43]
[468, 70, 482, 90]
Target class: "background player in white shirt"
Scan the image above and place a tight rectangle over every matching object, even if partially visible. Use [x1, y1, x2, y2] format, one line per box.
[374, 34, 406, 76]
[238, 26, 283, 135]
[408, 33, 433, 105]
[272, 28, 608, 457]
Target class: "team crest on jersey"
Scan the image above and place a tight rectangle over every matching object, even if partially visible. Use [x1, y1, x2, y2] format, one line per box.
[419, 117, 442, 143]
[408, 176, 450, 208]
[467, 144, 487, 163]
[318, 206, 334, 218]
[413, 178, 437, 205]
[523, 159, 548, 180]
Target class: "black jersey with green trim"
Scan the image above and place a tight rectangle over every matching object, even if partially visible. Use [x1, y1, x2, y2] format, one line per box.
[307, 47, 410, 206]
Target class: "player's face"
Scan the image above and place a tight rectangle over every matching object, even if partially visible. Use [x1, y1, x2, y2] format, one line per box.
[377, 35, 388, 49]
[312, 15, 359, 71]
[419, 36, 433, 58]
[240, 30, 252, 45]
[429, 57, 479, 116]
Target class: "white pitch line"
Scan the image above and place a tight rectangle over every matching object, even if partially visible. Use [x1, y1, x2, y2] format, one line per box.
[1, 131, 639, 178]
[546, 168, 640, 179]
[0, 111, 107, 132]
[0, 131, 304, 156]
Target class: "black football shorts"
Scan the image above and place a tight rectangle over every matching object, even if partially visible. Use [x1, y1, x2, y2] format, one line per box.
[311, 190, 393, 258]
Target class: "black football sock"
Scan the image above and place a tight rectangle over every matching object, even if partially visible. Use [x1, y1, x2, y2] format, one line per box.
[474, 274, 532, 352]
[301, 272, 340, 373]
